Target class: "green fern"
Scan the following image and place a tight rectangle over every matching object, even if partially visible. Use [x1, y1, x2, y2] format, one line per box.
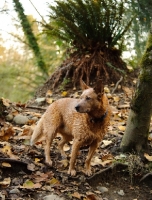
[45, 0, 133, 50]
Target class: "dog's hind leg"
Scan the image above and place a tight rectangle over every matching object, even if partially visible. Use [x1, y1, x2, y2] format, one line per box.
[58, 135, 72, 158]
[85, 140, 98, 176]
[44, 128, 57, 166]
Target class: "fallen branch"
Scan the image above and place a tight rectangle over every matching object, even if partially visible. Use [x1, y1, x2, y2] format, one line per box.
[112, 76, 123, 94]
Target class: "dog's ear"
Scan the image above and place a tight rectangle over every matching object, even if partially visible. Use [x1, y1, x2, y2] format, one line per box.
[80, 79, 90, 90]
[94, 79, 104, 95]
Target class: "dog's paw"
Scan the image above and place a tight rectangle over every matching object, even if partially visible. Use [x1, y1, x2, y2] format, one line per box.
[45, 159, 53, 166]
[68, 169, 76, 176]
[85, 169, 92, 176]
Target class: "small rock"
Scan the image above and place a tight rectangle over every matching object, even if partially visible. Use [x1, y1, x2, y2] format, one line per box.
[31, 116, 39, 122]
[35, 97, 46, 105]
[6, 114, 13, 121]
[96, 186, 109, 193]
[9, 188, 20, 194]
[13, 114, 29, 125]
[117, 189, 125, 196]
[43, 194, 65, 200]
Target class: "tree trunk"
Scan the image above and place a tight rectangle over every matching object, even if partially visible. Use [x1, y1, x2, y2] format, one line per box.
[120, 30, 152, 153]
[13, 0, 48, 78]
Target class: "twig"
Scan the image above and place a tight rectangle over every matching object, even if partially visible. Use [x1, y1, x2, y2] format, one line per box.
[26, 106, 47, 111]
[112, 76, 123, 94]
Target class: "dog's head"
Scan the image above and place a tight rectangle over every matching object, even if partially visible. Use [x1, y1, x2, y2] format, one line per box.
[75, 80, 105, 113]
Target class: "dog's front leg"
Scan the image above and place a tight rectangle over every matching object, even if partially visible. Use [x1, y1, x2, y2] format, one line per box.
[68, 139, 82, 176]
[85, 140, 98, 176]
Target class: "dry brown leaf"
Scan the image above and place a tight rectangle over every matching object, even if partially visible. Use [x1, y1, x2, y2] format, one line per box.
[46, 90, 53, 97]
[102, 140, 112, 147]
[63, 144, 70, 151]
[102, 153, 113, 161]
[113, 96, 120, 102]
[2, 162, 11, 167]
[72, 192, 82, 199]
[0, 177, 11, 186]
[118, 125, 126, 131]
[0, 125, 15, 141]
[1, 97, 10, 107]
[86, 193, 103, 200]
[0, 142, 19, 159]
[46, 98, 54, 104]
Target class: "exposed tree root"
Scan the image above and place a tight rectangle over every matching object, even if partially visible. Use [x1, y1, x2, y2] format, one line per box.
[36, 47, 127, 97]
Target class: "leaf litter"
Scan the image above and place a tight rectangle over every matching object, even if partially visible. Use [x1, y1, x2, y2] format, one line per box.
[0, 81, 152, 200]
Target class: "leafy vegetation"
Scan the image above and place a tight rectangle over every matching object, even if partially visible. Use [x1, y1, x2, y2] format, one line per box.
[46, 0, 133, 50]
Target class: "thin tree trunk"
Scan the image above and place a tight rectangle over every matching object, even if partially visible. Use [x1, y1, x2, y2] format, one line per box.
[120, 29, 152, 152]
[13, 0, 48, 78]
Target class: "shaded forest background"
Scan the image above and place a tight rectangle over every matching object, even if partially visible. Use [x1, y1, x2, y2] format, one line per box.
[0, 0, 151, 102]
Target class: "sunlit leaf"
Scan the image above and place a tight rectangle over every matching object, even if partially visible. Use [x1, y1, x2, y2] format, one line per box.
[0, 177, 11, 186]
[2, 162, 11, 167]
[144, 153, 152, 162]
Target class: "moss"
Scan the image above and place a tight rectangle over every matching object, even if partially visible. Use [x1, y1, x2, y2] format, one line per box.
[140, 33, 152, 68]
[139, 68, 152, 83]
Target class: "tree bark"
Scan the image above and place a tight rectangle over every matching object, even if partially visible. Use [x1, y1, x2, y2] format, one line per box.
[120, 30, 152, 152]
[13, 0, 48, 78]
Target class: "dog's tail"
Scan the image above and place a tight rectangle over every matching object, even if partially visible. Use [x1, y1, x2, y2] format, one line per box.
[30, 119, 43, 146]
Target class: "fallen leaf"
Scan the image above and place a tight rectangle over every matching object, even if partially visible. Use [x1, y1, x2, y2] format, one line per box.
[102, 153, 113, 161]
[61, 91, 68, 97]
[2, 162, 11, 167]
[86, 193, 103, 200]
[100, 159, 113, 167]
[21, 180, 41, 189]
[35, 158, 41, 163]
[27, 163, 35, 171]
[46, 98, 54, 104]
[0, 125, 15, 141]
[72, 192, 82, 199]
[46, 90, 53, 97]
[63, 144, 70, 151]
[0, 142, 19, 159]
[58, 159, 69, 168]
[104, 87, 110, 93]
[1, 97, 10, 107]
[49, 178, 60, 186]
[144, 153, 152, 162]
[118, 126, 126, 131]
[91, 157, 103, 166]
[0, 177, 11, 186]
[102, 140, 112, 147]
[113, 96, 120, 102]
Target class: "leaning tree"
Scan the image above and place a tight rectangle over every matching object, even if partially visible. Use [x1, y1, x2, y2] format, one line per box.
[36, 0, 133, 96]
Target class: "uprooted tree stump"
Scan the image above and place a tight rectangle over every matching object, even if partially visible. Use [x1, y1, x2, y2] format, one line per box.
[35, 47, 127, 98]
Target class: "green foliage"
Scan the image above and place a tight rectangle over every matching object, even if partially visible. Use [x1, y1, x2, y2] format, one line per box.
[45, 0, 133, 51]
[124, 0, 151, 64]
[13, 0, 48, 78]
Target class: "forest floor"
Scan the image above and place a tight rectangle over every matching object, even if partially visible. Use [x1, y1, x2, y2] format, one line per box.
[0, 75, 152, 200]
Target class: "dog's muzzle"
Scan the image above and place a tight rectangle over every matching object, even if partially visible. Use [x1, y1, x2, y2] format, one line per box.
[75, 105, 80, 112]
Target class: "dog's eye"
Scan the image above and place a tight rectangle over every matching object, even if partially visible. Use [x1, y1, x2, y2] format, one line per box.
[86, 96, 91, 100]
